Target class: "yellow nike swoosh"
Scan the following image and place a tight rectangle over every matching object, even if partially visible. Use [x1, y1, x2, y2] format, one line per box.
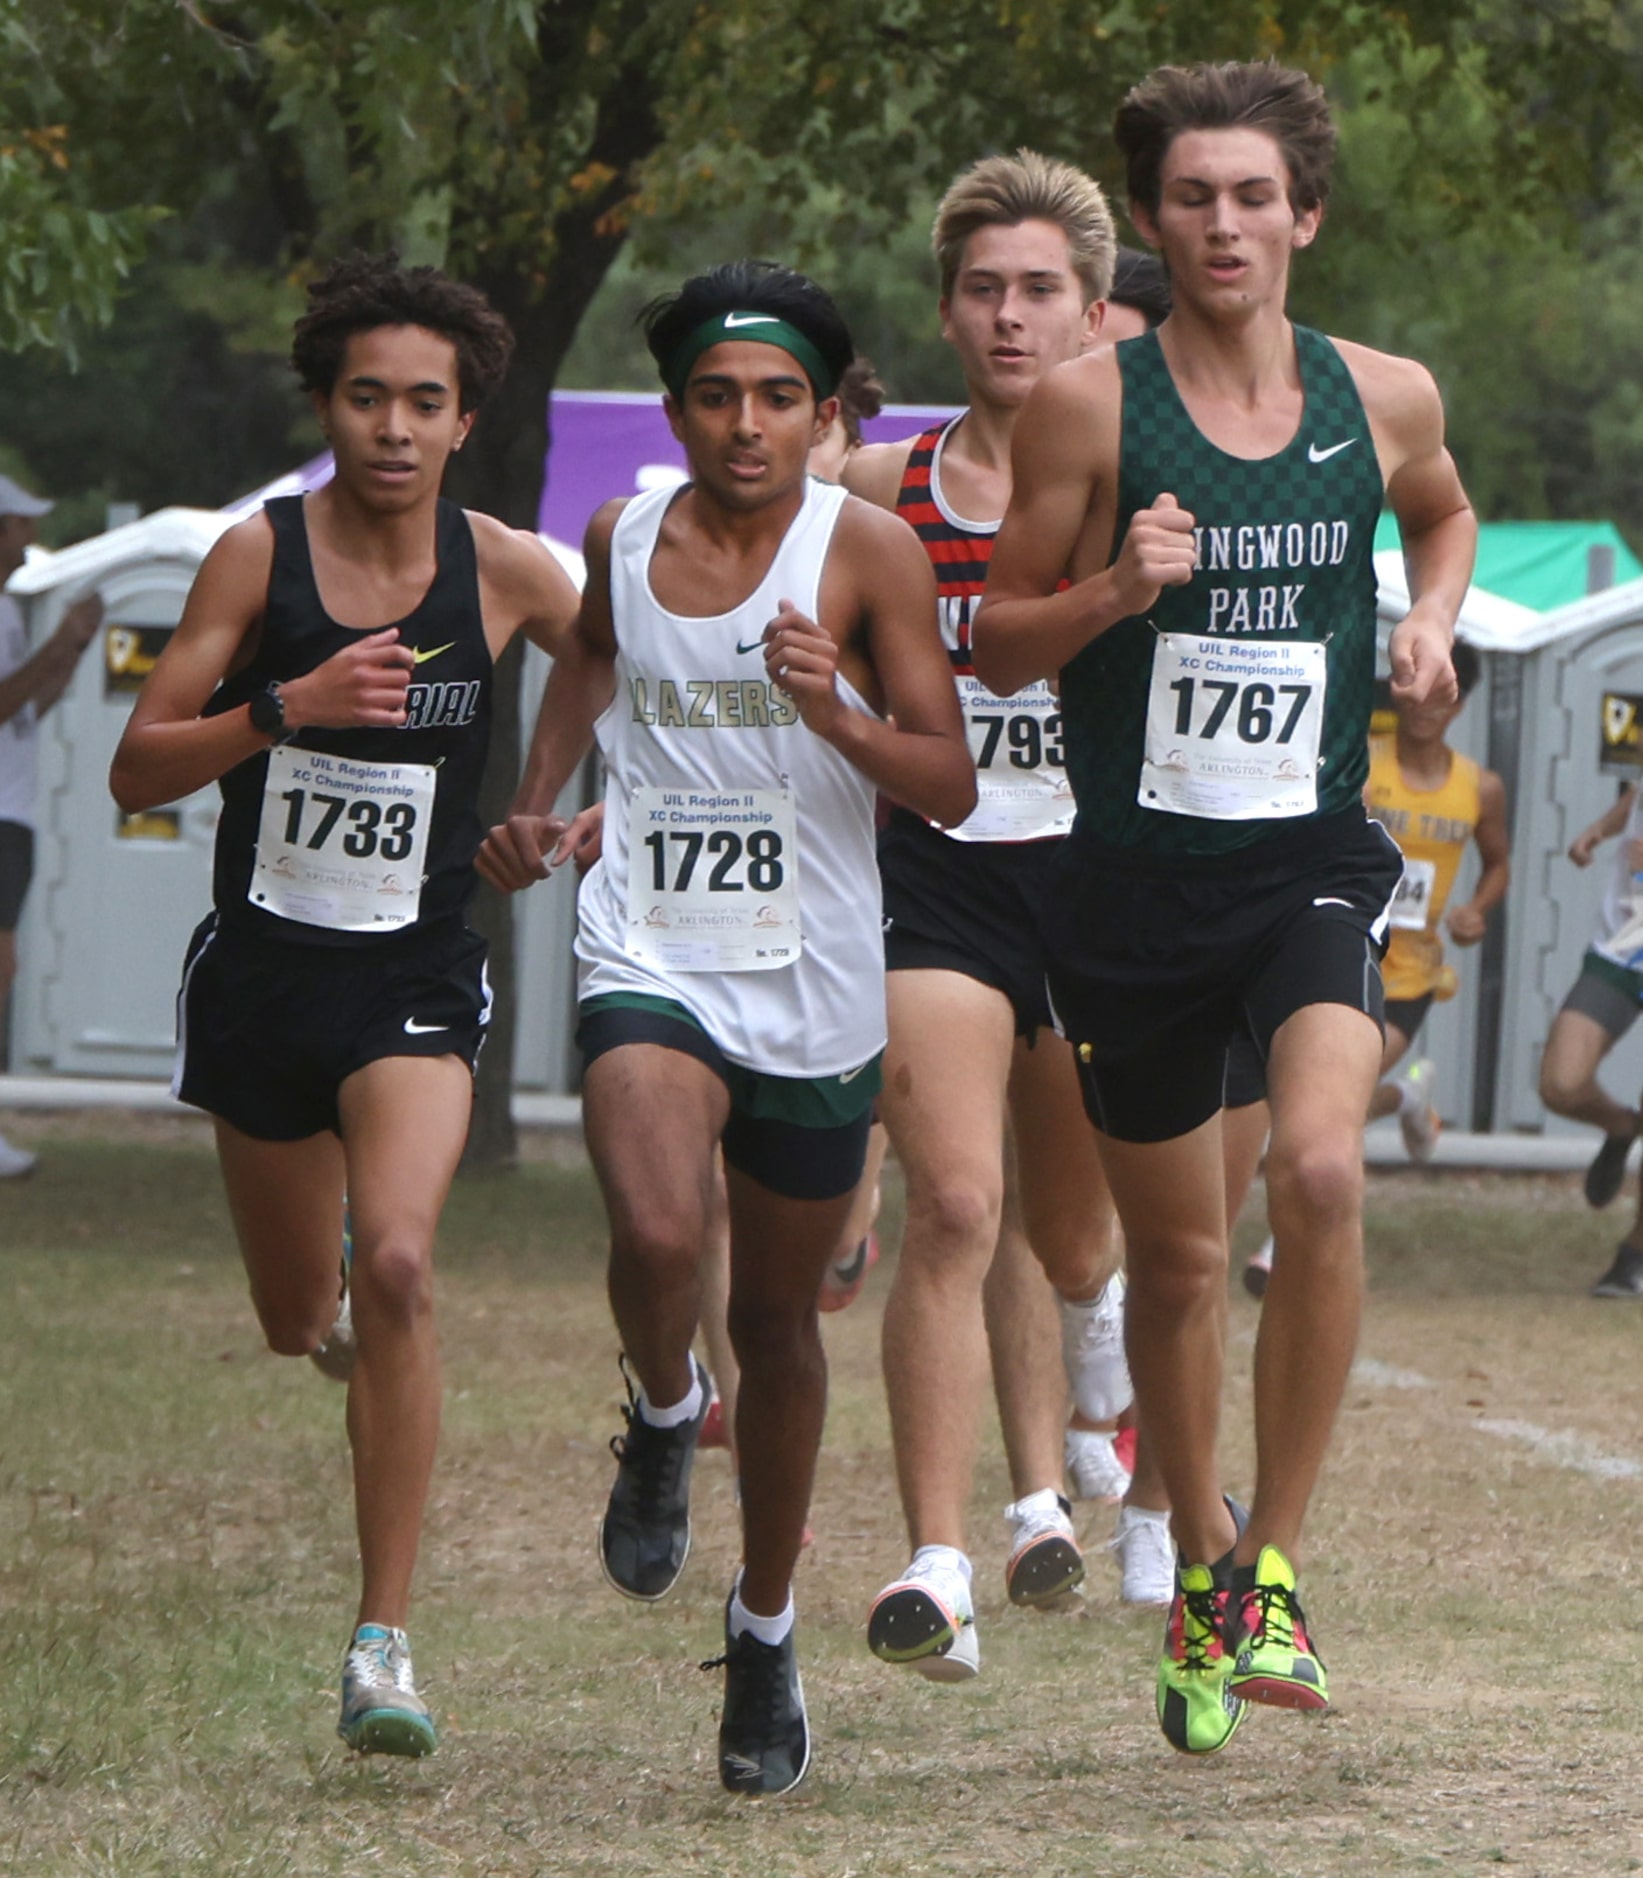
[411, 642, 456, 665]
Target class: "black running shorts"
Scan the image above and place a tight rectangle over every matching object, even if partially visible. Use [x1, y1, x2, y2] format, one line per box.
[1384, 993, 1435, 1049]
[1223, 1026, 1268, 1110]
[0, 820, 33, 930]
[879, 807, 1058, 1040]
[1044, 810, 1403, 1144]
[1559, 950, 1643, 1042]
[174, 914, 490, 1140]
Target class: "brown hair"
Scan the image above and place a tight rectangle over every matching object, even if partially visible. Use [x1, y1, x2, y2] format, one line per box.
[932, 149, 1116, 304]
[834, 357, 886, 449]
[1115, 62, 1337, 218]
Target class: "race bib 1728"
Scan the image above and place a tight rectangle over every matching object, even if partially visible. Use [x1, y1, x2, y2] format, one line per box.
[625, 785, 801, 972]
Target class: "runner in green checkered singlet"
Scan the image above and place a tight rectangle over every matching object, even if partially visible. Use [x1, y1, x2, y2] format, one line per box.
[971, 61, 1479, 1758]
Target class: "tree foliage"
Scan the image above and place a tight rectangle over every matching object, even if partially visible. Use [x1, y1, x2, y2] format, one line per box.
[7, 0, 1641, 1154]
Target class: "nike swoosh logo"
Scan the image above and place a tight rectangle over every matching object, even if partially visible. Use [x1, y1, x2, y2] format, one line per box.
[735, 638, 766, 655]
[1312, 896, 1352, 909]
[403, 1018, 449, 1035]
[723, 313, 780, 329]
[838, 1064, 867, 1084]
[411, 642, 456, 665]
[1307, 438, 1357, 464]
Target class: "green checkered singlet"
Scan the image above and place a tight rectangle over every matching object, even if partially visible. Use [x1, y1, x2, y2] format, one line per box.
[1061, 325, 1382, 854]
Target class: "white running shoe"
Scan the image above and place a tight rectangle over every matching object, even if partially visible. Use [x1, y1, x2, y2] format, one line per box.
[0, 1131, 37, 1179]
[1242, 1235, 1275, 1301]
[310, 1283, 355, 1383]
[1064, 1426, 1133, 1502]
[1060, 1273, 1132, 1422]
[868, 1547, 980, 1682]
[310, 1209, 356, 1383]
[1111, 1504, 1175, 1606]
[1003, 1488, 1084, 1608]
[1394, 1059, 1442, 1164]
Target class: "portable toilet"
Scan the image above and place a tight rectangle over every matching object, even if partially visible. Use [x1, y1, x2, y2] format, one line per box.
[7, 508, 234, 1078]
[1484, 571, 1643, 1136]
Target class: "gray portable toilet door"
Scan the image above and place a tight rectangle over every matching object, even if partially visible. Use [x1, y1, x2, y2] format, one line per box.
[27, 565, 218, 1079]
[1524, 619, 1643, 1134]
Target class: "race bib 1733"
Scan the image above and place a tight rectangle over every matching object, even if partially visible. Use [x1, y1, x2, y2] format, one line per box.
[250, 745, 434, 932]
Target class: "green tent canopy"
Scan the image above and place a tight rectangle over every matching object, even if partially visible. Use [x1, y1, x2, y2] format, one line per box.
[1373, 516, 1641, 613]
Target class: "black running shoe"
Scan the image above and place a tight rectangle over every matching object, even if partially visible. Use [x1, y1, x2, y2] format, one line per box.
[1584, 1131, 1635, 1209]
[599, 1355, 710, 1600]
[704, 1608, 811, 1796]
[1591, 1243, 1643, 1298]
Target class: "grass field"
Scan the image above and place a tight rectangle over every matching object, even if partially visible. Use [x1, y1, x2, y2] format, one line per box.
[3, 1117, 1642, 1876]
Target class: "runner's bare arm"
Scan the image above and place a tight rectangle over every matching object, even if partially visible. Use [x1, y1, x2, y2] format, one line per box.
[1445, 767, 1510, 945]
[0, 595, 100, 728]
[475, 502, 621, 892]
[1354, 347, 1476, 709]
[109, 515, 416, 813]
[1569, 785, 1635, 866]
[841, 437, 918, 514]
[765, 500, 974, 828]
[972, 355, 1193, 693]
[469, 513, 583, 658]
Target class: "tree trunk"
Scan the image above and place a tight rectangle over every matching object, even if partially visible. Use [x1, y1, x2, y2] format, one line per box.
[449, 50, 669, 1171]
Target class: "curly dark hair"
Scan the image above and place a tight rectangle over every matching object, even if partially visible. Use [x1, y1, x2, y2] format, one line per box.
[291, 253, 515, 413]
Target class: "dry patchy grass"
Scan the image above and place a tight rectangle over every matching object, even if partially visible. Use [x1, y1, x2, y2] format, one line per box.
[2, 1133, 1641, 1876]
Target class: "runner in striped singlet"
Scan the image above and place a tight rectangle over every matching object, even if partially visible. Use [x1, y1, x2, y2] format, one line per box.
[846, 155, 1174, 1688]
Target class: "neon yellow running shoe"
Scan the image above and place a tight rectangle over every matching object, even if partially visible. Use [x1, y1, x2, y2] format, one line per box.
[1156, 1560, 1244, 1754]
[1228, 1544, 1329, 1710]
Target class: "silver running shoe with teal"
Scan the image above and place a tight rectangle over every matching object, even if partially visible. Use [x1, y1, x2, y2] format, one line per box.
[338, 1624, 437, 1756]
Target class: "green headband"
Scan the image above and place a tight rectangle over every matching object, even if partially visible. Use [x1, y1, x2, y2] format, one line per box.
[664, 311, 838, 402]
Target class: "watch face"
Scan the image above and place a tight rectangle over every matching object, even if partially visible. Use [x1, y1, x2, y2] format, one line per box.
[250, 686, 284, 735]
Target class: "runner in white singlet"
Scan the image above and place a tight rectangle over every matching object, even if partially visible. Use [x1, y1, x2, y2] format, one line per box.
[478, 261, 973, 1797]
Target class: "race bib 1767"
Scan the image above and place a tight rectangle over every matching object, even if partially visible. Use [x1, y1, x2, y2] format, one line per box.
[1140, 633, 1325, 821]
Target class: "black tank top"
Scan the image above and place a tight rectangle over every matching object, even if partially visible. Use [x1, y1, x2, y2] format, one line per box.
[207, 495, 493, 947]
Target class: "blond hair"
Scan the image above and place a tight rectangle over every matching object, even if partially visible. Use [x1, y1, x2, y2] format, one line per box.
[932, 149, 1116, 304]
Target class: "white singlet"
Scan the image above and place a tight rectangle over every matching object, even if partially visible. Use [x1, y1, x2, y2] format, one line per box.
[1592, 785, 1643, 971]
[577, 478, 886, 1077]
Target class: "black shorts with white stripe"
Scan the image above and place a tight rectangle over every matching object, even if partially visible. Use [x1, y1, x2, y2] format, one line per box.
[1042, 809, 1402, 1144]
[173, 911, 489, 1140]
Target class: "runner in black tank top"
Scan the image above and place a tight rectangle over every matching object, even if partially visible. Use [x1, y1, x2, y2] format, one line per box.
[209, 493, 492, 945]
[110, 257, 580, 1763]
[972, 65, 1477, 1757]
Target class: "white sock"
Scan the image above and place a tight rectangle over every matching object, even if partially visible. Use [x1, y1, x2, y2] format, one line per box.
[1398, 1077, 1426, 1117]
[910, 1543, 972, 1582]
[729, 1586, 794, 1647]
[1120, 1503, 1170, 1527]
[638, 1367, 704, 1429]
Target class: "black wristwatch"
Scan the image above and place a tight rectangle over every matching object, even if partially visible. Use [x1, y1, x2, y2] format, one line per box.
[248, 682, 290, 743]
